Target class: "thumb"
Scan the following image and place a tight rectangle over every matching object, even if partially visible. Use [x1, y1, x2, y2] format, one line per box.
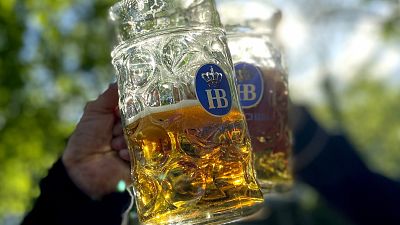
[85, 83, 119, 114]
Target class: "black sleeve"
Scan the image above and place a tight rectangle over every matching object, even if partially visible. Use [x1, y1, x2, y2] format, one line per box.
[293, 107, 400, 225]
[21, 159, 131, 225]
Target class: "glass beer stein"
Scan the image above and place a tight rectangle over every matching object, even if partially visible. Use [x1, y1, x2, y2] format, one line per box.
[217, 0, 293, 193]
[109, 0, 263, 224]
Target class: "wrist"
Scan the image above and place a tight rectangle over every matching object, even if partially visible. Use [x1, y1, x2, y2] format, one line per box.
[40, 159, 131, 224]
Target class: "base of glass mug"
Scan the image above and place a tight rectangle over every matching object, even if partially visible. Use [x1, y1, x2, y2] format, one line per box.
[142, 197, 264, 225]
[259, 179, 293, 195]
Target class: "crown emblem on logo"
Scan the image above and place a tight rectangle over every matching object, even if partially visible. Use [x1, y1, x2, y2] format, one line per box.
[202, 66, 223, 88]
[236, 68, 254, 82]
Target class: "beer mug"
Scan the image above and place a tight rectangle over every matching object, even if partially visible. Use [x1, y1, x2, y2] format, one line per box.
[217, 0, 293, 193]
[109, 0, 263, 224]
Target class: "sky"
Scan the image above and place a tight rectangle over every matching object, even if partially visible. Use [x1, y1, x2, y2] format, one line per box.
[270, 0, 400, 103]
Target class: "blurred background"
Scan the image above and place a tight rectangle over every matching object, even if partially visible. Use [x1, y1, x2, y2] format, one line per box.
[0, 0, 399, 224]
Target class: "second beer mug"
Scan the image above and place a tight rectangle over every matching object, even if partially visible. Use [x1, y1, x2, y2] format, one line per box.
[110, 0, 263, 224]
[217, 0, 293, 194]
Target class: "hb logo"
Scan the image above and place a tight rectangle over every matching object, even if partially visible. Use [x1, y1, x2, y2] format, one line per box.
[238, 84, 257, 101]
[234, 63, 264, 109]
[205, 89, 229, 109]
[196, 64, 232, 116]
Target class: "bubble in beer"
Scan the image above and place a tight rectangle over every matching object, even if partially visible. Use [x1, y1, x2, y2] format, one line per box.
[134, 171, 159, 217]
[179, 133, 218, 159]
[242, 163, 264, 199]
[217, 121, 247, 146]
[256, 151, 290, 180]
[201, 169, 227, 201]
[213, 161, 246, 193]
[219, 140, 251, 163]
[162, 159, 206, 208]
[184, 126, 219, 154]
[135, 124, 172, 167]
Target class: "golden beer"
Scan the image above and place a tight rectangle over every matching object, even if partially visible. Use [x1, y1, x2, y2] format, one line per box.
[125, 100, 263, 225]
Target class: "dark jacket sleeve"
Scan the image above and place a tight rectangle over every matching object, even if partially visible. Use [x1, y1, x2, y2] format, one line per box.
[21, 159, 131, 225]
[293, 107, 400, 225]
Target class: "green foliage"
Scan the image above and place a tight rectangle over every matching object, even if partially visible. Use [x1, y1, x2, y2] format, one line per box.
[0, 0, 116, 219]
[314, 78, 400, 178]
[382, 16, 400, 41]
[342, 79, 400, 178]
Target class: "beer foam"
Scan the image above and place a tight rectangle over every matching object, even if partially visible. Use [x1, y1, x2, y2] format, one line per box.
[126, 100, 200, 125]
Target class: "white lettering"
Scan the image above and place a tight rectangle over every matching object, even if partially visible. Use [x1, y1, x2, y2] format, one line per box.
[205, 89, 229, 109]
[238, 84, 257, 101]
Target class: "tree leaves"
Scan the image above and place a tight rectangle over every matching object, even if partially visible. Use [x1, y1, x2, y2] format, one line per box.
[0, 0, 114, 219]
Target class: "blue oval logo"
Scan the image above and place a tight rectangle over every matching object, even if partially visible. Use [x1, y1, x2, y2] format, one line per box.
[234, 63, 264, 109]
[195, 64, 232, 116]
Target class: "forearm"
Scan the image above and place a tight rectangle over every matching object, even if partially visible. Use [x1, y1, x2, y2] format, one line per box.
[21, 159, 131, 225]
[293, 107, 400, 225]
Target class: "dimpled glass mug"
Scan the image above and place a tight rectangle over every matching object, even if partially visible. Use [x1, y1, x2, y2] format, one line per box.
[109, 0, 263, 224]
